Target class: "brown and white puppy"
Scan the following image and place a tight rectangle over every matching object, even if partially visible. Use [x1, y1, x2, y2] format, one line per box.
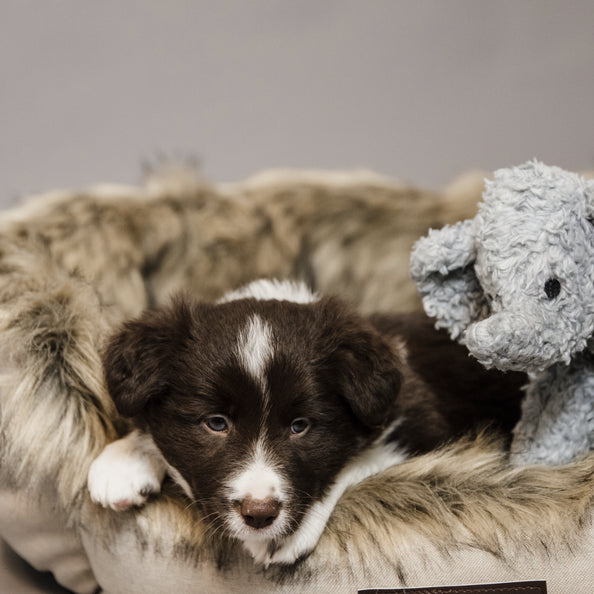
[88, 280, 524, 565]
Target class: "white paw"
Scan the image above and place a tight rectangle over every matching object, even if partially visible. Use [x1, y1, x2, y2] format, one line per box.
[242, 533, 313, 567]
[242, 539, 273, 566]
[266, 501, 328, 565]
[268, 533, 312, 565]
[88, 431, 166, 511]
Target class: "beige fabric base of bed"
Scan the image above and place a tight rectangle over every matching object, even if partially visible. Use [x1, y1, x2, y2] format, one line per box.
[81, 527, 594, 594]
[0, 489, 97, 593]
[2, 485, 593, 594]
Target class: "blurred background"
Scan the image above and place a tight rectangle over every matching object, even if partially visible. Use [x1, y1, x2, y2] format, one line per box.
[2, 0, 594, 208]
[0, 1, 594, 591]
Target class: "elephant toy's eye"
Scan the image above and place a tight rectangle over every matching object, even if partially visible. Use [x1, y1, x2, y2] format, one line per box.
[544, 278, 561, 300]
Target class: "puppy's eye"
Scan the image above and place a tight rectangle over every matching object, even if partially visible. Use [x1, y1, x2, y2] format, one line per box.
[544, 278, 561, 300]
[290, 418, 310, 436]
[204, 415, 229, 433]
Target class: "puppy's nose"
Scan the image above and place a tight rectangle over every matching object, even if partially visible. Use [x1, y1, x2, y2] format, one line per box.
[240, 496, 281, 529]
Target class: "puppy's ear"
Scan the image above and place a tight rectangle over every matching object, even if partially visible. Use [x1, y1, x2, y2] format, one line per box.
[319, 299, 402, 430]
[103, 299, 191, 417]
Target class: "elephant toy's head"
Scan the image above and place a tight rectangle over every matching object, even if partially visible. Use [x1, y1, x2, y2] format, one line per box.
[410, 161, 594, 373]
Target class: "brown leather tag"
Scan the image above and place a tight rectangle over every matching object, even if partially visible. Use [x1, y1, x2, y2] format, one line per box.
[359, 581, 547, 594]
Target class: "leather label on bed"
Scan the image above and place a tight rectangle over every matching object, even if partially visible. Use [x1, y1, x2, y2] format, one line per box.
[359, 581, 547, 594]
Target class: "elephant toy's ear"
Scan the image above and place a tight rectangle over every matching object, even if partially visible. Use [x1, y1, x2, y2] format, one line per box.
[410, 219, 490, 341]
[585, 179, 594, 224]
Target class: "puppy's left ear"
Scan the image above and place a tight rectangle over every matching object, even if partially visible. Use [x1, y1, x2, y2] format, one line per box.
[320, 299, 402, 430]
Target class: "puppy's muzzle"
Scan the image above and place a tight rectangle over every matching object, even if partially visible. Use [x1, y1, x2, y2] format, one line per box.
[239, 496, 281, 529]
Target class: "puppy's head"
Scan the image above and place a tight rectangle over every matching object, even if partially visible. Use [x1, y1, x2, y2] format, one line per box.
[103, 289, 402, 549]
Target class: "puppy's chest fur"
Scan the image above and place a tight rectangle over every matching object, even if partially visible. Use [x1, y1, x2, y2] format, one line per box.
[91, 280, 524, 565]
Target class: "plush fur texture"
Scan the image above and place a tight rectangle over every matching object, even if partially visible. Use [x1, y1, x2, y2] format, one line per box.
[410, 161, 594, 465]
[0, 165, 481, 512]
[81, 434, 594, 590]
[0, 165, 593, 589]
[87, 280, 524, 565]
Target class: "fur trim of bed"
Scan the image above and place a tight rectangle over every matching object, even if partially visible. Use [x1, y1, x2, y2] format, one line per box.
[0, 165, 593, 590]
[78, 434, 594, 590]
[0, 166, 481, 509]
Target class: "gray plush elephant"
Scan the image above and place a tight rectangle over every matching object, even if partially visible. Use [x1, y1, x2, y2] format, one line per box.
[410, 161, 594, 465]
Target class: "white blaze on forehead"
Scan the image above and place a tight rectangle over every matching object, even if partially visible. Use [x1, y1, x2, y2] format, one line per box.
[236, 314, 273, 390]
[226, 438, 285, 502]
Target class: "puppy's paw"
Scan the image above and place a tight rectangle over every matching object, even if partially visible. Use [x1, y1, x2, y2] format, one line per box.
[243, 534, 313, 567]
[88, 432, 166, 511]
[268, 534, 313, 566]
[243, 540, 273, 567]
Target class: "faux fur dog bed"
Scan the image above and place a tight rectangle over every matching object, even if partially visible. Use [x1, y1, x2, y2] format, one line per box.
[0, 166, 593, 593]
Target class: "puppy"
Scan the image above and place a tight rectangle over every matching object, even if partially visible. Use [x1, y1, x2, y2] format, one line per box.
[88, 279, 524, 565]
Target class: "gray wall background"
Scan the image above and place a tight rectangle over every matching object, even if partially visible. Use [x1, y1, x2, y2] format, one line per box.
[1, 0, 594, 206]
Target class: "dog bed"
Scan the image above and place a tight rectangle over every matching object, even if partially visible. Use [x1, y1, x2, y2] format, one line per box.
[0, 167, 592, 593]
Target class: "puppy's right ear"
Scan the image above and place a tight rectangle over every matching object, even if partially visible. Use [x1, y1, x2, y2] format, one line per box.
[103, 300, 191, 417]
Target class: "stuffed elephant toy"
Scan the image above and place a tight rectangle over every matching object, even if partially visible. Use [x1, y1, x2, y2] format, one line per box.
[410, 161, 594, 465]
